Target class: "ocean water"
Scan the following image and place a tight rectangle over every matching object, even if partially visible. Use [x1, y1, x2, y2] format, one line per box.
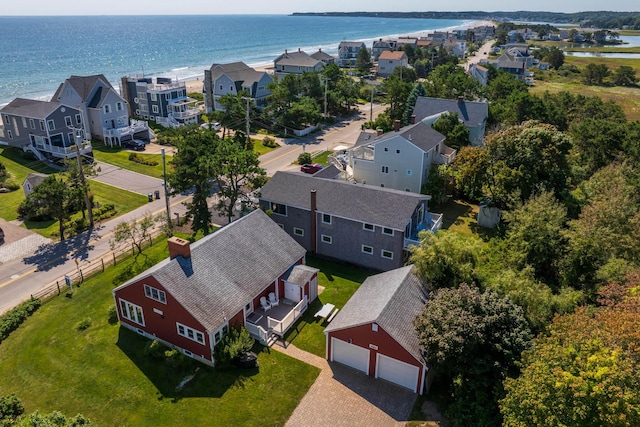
[0, 15, 470, 107]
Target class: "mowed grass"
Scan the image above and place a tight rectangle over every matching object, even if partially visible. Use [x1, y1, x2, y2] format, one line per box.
[92, 141, 170, 179]
[284, 257, 374, 357]
[0, 241, 319, 426]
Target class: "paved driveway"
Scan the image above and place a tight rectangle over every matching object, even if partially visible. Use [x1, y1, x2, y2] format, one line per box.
[275, 344, 416, 427]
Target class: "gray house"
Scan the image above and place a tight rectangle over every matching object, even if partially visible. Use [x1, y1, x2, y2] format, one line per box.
[120, 76, 199, 128]
[0, 98, 91, 161]
[338, 41, 367, 67]
[347, 120, 453, 194]
[203, 62, 273, 113]
[310, 49, 336, 66]
[51, 74, 149, 146]
[413, 96, 488, 146]
[273, 49, 324, 78]
[258, 171, 442, 272]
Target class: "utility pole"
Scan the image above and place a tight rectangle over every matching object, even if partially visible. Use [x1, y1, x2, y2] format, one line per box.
[244, 97, 251, 144]
[162, 148, 172, 235]
[73, 129, 93, 228]
[370, 86, 374, 123]
[323, 77, 329, 118]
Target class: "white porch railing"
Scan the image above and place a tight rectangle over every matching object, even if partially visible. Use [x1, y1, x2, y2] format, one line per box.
[245, 322, 271, 345]
[268, 296, 308, 336]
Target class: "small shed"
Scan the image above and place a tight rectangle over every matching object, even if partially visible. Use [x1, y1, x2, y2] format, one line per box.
[22, 173, 48, 198]
[477, 200, 501, 228]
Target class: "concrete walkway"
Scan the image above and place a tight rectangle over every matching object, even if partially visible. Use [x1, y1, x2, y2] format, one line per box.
[272, 343, 416, 427]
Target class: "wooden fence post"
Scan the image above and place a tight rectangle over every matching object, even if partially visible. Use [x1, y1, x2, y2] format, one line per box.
[57, 282, 60, 295]
[101, 258, 105, 271]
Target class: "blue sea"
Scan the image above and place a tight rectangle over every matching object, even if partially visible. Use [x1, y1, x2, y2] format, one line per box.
[0, 15, 471, 107]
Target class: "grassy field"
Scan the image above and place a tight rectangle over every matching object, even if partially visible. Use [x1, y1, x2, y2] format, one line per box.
[92, 141, 170, 179]
[0, 240, 320, 426]
[283, 257, 373, 357]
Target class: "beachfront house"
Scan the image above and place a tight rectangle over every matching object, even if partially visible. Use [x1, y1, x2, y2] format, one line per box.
[376, 51, 409, 77]
[371, 39, 393, 61]
[0, 98, 92, 161]
[203, 62, 273, 113]
[120, 76, 199, 128]
[52, 74, 150, 146]
[346, 119, 454, 194]
[310, 49, 336, 66]
[413, 96, 488, 146]
[258, 171, 442, 272]
[337, 41, 367, 68]
[273, 49, 325, 78]
[112, 209, 319, 366]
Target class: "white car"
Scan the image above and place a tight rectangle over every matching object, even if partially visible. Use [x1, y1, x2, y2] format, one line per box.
[200, 122, 221, 131]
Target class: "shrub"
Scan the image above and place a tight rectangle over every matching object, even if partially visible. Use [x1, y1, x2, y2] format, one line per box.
[297, 152, 312, 165]
[128, 153, 158, 167]
[0, 394, 24, 423]
[214, 326, 255, 367]
[107, 305, 118, 325]
[144, 340, 168, 359]
[262, 136, 278, 148]
[75, 318, 91, 331]
[0, 299, 41, 344]
[164, 349, 188, 368]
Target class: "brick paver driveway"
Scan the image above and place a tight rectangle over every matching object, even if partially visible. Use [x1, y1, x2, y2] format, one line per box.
[275, 344, 416, 427]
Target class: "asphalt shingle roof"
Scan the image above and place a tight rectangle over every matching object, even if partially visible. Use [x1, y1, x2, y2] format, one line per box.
[274, 50, 322, 68]
[114, 209, 305, 332]
[325, 265, 428, 363]
[1, 98, 60, 118]
[286, 265, 319, 287]
[260, 171, 429, 231]
[354, 121, 445, 154]
[378, 51, 407, 61]
[413, 96, 488, 126]
[52, 74, 113, 102]
[208, 62, 268, 87]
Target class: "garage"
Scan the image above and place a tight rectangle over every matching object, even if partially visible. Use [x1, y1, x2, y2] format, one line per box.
[376, 353, 419, 392]
[331, 337, 369, 373]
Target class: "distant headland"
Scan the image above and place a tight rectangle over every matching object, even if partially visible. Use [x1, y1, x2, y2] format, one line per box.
[291, 11, 640, 29]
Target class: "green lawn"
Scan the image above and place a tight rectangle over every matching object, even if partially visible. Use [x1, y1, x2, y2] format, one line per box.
[0, 240, 319, 426]
[252, 138, 280, 157]
[92, 141, 170, 179]
[310, 150, 333, 165]
[284, 257, 373, 357]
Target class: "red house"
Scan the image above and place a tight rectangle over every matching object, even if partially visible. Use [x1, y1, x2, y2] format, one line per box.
[112, 209, 319, 366]
[324, 265, 432, 393]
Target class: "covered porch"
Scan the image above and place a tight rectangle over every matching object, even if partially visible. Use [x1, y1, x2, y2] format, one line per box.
[245, 296, 308, 345]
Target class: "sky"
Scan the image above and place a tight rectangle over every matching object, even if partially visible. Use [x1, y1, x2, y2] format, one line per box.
[1, 0, 638, 16]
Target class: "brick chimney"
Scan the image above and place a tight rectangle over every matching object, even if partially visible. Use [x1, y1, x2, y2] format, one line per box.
[167, 236, 191, 259]
[394, 120, 401, 131]
[310, 190, 317, 254]
[410, 114, 416, 124]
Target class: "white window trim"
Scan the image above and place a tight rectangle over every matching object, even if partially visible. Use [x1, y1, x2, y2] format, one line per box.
[271, 203, 287, 216]
[361, 245, 373, 255]
[152, 105, 159, 114]
[322, 214, 332, 224]
[362, 223, 374, 232]
[382, 227, 394, 236]
[144, 284, 167, 304]
[321, 234, 332, 244]
[381, 249, 394, 260]
[293, 227, 304, 236]
[176, 322, 205, 344]
[119, 298, 145, 326]
[47, 119, 55, 131]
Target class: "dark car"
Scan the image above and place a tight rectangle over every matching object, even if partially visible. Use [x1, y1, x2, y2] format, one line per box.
[300, 163, 323, 174]
[124, 139, 145, 151]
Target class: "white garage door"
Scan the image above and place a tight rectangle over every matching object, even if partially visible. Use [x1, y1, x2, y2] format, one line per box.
[331, 337, 369, 374]
[376, 353, 419, 392]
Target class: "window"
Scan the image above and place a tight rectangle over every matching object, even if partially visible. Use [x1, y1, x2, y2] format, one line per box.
[382, 227, 394, 236]
[363, 223, 374, 232]
[65, 116, 72, 127]
[271, 203, 287, 216]
[322, 214, 332, 224]
[116, 102, 123, 111]
[47, 119, 55, 130]
[104, 104, 110, 114]
[321, 234, 332, 244]
[21, 117, 27, 127]
[6, 130, 12, 139]
[152, 105, 159, 114]
[119, 299, 145, 326]
[213, 324, 229, 345]
[396, 149, 400, 154]
[75, 114, 82, 124]
[293, 227, 304, 236]
[219, 85, 223, 90]
[372, 323, 379, 332]
[362, 245, 373, 255]
[144, 284, 167, 304]
[384, 147, 388, 151]
[150, 93, 157, 101]
[176, 322, 205, 344]
[381, 250, 394, 259]
[40, 121, 45, 131]
[381, 166, 389, 173]
[407, 170, 412, 176]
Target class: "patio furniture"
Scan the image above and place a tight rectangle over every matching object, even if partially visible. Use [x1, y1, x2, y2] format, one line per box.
[260, 296, 272, 312]
[268, 292, 280, 307]
[314, 303, 335, 319]
[326, 308, 340, 323]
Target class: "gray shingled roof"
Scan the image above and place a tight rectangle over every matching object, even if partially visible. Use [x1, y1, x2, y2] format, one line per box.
[311, 50, 335, 62]
[286, 265, 319, 287]
[260, 171, 429, 231]
[353, 121, 445, 154]
[208, 62, 267, 87]
[52, 74, 113, 102]
[274, 50, 322, 67]
[23, 173, 47, 188]
[114, 209, 305, 332]
[325, 265, 428, 363]
[413, 96, 488, 126]
[1, 98, 60, 118]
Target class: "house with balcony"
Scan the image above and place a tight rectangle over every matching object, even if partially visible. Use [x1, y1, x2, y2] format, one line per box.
[51, 74, 149, 146]
[346, 120, 454, 194]
[120, 75, 199, 128]
[112, 209, 319, 367]
[273, 49, 325, 78]
[258, 171, 442, 272]
[0, 98, 92, 161]
[413, 96, 488, 146]
[203, 62, 274, 113]
[372, 39, 393, 61]
[338, 41, 367, 67]
[376, 51, 409, 77]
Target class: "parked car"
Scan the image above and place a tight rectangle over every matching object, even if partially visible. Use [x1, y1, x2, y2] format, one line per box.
[200, 122, 221, 131]
[124, 139, 145, 151]
[300, 163, 324, 174]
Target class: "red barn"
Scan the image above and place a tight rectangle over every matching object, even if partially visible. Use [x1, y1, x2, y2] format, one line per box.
[324, 265, 432, 393]
[112, 209, 318, 366]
